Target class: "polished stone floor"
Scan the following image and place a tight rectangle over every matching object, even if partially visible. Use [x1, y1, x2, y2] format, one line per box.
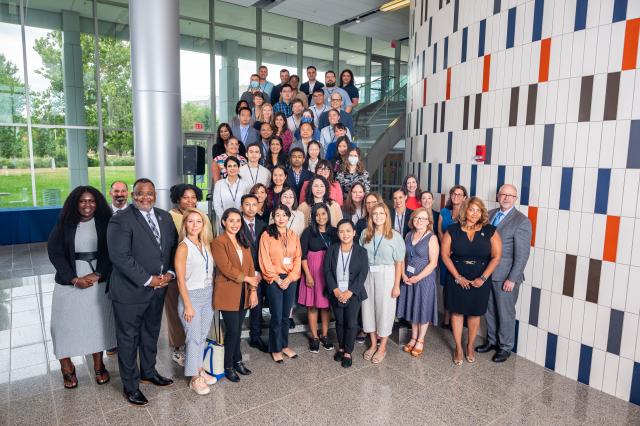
[1, 243, 640, 425]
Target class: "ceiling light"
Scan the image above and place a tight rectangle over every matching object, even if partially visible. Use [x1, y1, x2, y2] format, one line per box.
[355, 17, 361, 23]
[380, 0, 410, 12]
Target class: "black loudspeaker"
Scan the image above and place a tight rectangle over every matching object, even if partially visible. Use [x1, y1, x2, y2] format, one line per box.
[183, 145, 206, 175]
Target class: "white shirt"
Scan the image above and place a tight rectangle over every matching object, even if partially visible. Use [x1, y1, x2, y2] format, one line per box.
[287, 115, 302, 133]
[310, 104, 327, 127]
[239, 164, 271, 187]
[183, 238, 213, 290]
[213, 177, 252, 228]
[322, 87, 352, 110]
[138, 207, 176, 286]
[111, 204, 127, 214]
[319, 126, 352, 151]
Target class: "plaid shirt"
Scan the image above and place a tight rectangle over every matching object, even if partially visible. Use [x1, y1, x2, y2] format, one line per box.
[273, 101, 293, 117]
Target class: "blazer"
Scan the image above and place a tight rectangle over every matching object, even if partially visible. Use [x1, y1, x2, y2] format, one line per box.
[300, 80, 325, 103]
[390, 208, 413, 238]
[47, 216, 112, 286]
[324, 243, 368, 301]
[241, 217, 267, 273]
[211, 233, 255, 311]
[489, 208, 532, 283]
[285, 167, 314, 200]
[231, 123, 260, 148]
[106, 205, 178, 304]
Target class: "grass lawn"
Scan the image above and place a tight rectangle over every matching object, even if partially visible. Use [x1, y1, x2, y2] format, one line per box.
[0, 166, 135, 208]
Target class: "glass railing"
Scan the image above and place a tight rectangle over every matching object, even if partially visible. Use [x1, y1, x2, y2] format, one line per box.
[354, 82, 407, 143]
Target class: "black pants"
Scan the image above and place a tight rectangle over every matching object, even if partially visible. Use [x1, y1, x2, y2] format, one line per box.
[265, 280, 296, 352]
[249, 280, 267, 341]
[112, 290, 166, 393]
[221, 287, 247, 369]
[330, 295, 361, 354]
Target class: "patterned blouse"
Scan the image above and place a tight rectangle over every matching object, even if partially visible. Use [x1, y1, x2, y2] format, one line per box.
[335, 169, 371, 195]
[213, 153, 247, 179]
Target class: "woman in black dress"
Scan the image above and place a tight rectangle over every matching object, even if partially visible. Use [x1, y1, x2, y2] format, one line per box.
[441, 197, 502, 365]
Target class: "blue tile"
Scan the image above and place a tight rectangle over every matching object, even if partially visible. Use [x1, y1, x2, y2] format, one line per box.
[423, 134, 428, 163]
[443, 36, 449, 69]
[631, 362, 640, 406]
[485, 128, 493, 164]
[628, 120, 640, 168]
[433, 42, 438, 74]
[428, 162, 433, 191]
[612, 0, 628, 23]
[529, 287, 541, 326]
[506, 7, 517, 49]
[541, 124, 554, 166]
[493, 0, 501, 14]
[513, 319, 519, 353]
[575, 0, 588, 31]
[497, 165, 506, 191]
[478, 19, 486, 57]
[447, 132, 453, 163]
[461, 27, 468, 63]
[578, 344, 593, 385]
[607, 309, 624, 355]
[455, 164, 460, 185]
[470, 164, 478, 197]
[520, 166, 531, 205]
[421, 51, 426, 78]
[453, 0, 460, 31]
[437, 163, 443, 193]
[545, 333, 558, 370]
[428, 16, 433, 46]
[594, 168, 611, 215]
[532, 0, 544, 42]
[559, 168, 573, 210]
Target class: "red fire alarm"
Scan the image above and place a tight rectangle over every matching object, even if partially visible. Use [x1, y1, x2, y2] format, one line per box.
[474, 145, 486, 163]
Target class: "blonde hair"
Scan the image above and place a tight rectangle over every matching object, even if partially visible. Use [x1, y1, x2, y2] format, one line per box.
[458, 197, 489, 228]
[363, 202, 393, 244]
[178, 208, 213, 245]
[409, 207, 434, 232]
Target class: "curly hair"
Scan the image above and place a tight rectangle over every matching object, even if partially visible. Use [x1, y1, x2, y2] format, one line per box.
[457, 197, 489, 228]
[445, 185, 468, 209]
[304, 175, 331, 206]
[341, 147, 365, 174]
[59, 186, 112, 225]
[169, 184, 203, 204]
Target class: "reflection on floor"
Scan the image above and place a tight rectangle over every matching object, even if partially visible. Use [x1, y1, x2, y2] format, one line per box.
[1, 243, 639, 425]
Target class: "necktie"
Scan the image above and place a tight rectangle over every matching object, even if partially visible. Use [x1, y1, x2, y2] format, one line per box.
[146, 212, 161, 246]
[249, 222, 256, 241]
[492, 211, 504, 227]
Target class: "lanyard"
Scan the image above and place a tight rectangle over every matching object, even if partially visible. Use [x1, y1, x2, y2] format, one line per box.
[225, 180, 240, 204]
[330, 128, 335, 143]
[281, 230, 289, 255]
[318, 231, 330, 248]
[189, 239, 209, 274]
[408, 231, 429, 259]
[395, 210, 405, 232]
[247, 166, 259, 185]
[314, 105, 326, 117]
[340, 247, 352, 276]
[372, 235, 383, 264]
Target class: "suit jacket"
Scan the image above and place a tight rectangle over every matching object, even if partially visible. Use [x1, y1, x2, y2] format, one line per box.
[489, 207, 532, 283]
[47, 216, 112, 286]
[390, 208, 413, 238]
[324, 243, 368, 301]
[210, 232, 255, 311]
[318, 110, 354, 135]
[241, 217, 266, 273]
[285, 167, 314, 200]
[106, 205, 178, 304]
[231, 123, 260, 148]
[300, 80, 325, 103]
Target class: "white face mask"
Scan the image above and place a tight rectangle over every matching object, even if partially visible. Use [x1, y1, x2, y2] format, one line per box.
[348, 156, 359, 166]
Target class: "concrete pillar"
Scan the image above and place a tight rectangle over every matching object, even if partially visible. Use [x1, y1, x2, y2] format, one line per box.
[333, 26, 340, 71]
[219, 39, 239, 123]
[364, 37, 372, 104]
[129, 0, 182, 209]
[61, 10, 88, 188]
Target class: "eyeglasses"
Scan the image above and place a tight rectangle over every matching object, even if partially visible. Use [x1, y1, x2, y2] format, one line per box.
[413, 217, 429, 222]
[134, 192, 154, 197]
[498, 194, 517, 199]
[330, 98, 341, 102]
[451, 193, 465, 198]
[365, 201, 378, 205]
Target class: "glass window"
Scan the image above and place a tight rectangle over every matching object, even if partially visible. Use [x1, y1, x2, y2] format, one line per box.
[103, 130, 135, 189]
[372, 38, 395, 59]
[180, 50, 212, 132]
[303, 44, 332, 79]
[261, 36, 297, 75]
[31, 127, 69, 206]
[238, 58, 256, 94]
[215, 26, 256, 48]
[0, 126, 32, 207]
[0, 20, 26, 124]
[340, 30, 365, 52]
[214, 0, 255, 30]
[262, 11, 297, 39]
[339, 51, 365, 85]
[180, 0, 210, 21]
[303, 22, 333, 46]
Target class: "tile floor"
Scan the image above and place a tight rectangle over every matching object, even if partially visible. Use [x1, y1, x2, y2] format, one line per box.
[1, 243, 639, 425]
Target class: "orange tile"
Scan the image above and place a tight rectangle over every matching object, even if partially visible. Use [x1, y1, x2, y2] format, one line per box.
[482, 54, 491, 92]
[527, 206, 538, 247]
[446, 68, 452, 100]
[423, 78, 427, 106]
[622, 18, 640, 71]
[539, 38, 551, 82]
[603, 215, 621, 262]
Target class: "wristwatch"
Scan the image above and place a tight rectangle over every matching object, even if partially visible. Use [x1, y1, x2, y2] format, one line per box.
[480, 275, 488, 282]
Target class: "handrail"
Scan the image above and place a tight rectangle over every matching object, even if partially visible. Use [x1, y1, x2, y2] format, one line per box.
[363, 83, 407, 125]
[355, 75, 395, 90]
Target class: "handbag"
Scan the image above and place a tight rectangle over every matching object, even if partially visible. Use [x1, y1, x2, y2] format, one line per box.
[203, 311, 225, 379]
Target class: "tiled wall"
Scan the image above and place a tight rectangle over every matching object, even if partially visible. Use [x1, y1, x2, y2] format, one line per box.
[406, 0, 640, 405]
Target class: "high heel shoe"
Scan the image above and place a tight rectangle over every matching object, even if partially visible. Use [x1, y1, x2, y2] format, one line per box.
[410, 339, 424, 357]
[453, 350, 463, 366]
[403, 339, 416, 353]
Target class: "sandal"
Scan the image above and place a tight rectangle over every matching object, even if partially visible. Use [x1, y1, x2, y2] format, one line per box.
[371, 350, 386, 364]
[453, 349, 463, 366]
[95, 366, 110, 385]
[411, 339, 424, 358]
[363, 347, 376, 361]
[282, 348, 298, 359]
[62, 366, 78, 389]
[403, 339, 417, 353]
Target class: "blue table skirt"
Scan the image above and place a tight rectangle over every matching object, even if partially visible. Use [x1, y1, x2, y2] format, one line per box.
[0, 207, 61, 245]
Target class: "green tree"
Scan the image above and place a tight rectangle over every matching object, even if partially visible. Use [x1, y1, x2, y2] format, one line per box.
[0, 53, 26, 157]
[181, 101, 210, 131]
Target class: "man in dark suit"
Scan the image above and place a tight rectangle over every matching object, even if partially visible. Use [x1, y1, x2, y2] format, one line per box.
[231, 107, 260, 149]
[390, 188, 413, 238]
[300, 65, 324, 104]
[107, 178, 178, 406]
[286, 148, 313, 200]
[241, 194, 268, 352]
[477, 184, 532, 362]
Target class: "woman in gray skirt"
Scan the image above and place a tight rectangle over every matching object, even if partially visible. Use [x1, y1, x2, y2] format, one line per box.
[47, 186, 117, 388]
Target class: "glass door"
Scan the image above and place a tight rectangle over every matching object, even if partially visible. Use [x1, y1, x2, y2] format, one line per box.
[183, 132, 214, 215]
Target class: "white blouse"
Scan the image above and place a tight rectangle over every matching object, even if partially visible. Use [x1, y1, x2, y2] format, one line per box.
[213, 177, 252, 224]
[239, 164, 271, 187]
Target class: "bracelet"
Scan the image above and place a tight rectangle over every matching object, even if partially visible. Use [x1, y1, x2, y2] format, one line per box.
[480, 275, 488, 282]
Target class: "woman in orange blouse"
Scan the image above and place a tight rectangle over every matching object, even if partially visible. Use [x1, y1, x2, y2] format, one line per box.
[259, 204, 302, 363]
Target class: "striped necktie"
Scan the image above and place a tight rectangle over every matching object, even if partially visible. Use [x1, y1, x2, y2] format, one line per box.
[146, 212, 161, 247]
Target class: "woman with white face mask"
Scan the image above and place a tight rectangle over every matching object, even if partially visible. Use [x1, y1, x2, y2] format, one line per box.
[335, 147, 371, 196]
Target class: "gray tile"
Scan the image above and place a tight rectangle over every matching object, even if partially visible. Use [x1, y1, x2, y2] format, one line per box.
[180, 384, 240, 423]
[103, 405, 155, 426]
[0, 402, 7, 426]
[67, 415, 107, 426]
[279, 380, 364, 424]
[218, 400, 297, 426]
[145, 388, 202, 425]
[53, 386, 100, 425]
[94, 378, 130, 414]
[8, 392, 56, 426]
[9, 363, 52, 401]
[10, 343, 46, 370]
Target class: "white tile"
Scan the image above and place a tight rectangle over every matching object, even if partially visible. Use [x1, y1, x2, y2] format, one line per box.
[526, 324, 538, 361]
[589, 214, 607, 260]
[582, 27, 599, 76]
[594, 305, 611, 351]
[616, 357, 634, 401]
[629, 0, 640, 19]
[548, 293, 562, 334]
[612, 120, 630, 168]
[618, 70, 636, 120]
[626, 266, 640, 315]
[555, 336, 570, 376]
[586, 122, 603, 167]
[566, 211, 582, 255]
[608, 21, 626, 73]
[632, 219, 640, 267]
[532, 241, 545, 283]
[555, 210, 570, 253]
[574, 122, 590, 167]
[569, 168, 585, 212]
[566, 339, 581, 381]
[573, 255, 590, 301]
[541, 249, 555, 292]
[535, 328, 547, 367]
[552, 251, 566, 294]
[602, 353, 620, 396]
[538, 288, 551, 331]
[599, 121, 617, 168]
[607, 169, 626, 216]
[570, 299, 585, 342]
[598, 261, 616, 307]
[621, 170, 640, 217]
[589, 348, 606, 391]
[566, 77, 582, 123]
[620, 312, 639, 360]
[519, 283, 532, 325]
[581, 169, 599, 215]
[581, 302, 598, 347]
[612, 264, 630, 311]
[617, 216, 636, 265]
[570, 30, 586, 78]
[633, 71, 640, 119]
[594, 24, 613, 75]
[517, 321, 529, 356]
[559, 295, 573, 338]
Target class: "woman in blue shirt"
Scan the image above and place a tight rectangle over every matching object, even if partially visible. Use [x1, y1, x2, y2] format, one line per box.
[339, 69, 359, 108]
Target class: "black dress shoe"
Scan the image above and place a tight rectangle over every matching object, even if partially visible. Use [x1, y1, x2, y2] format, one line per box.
[140, 374, 174, 387]
[476, 342, 498, 353]
[289, 317, 295, 329]
[341, 356, 353, 368]
[492, 349, 511, 363]
[224, 367, 240, 382]
[333, 351, 345, 362]
[234, 362, 252, 375]
[249, 338, 269, 353]
[124, 389, 148, 406]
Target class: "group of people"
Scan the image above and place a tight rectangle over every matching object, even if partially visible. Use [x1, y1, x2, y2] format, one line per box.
[45, 63, 533, 406]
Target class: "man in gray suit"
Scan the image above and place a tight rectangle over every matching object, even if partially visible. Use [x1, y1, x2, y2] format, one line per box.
[107, 178, 178, 405]
[476, 184, 532, 362]
[232, 107, 260, 149]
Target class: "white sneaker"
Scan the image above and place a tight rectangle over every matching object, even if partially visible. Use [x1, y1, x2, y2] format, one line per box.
[189, 376, 210, 395]
[199, 370, 217, 385]
[172, 349, 185, 367]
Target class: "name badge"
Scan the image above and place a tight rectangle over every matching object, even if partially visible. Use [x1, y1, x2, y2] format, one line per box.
[406, 265, 416, 274]
[338, 280, 349, 292]
[283, 257, 292, 265]
[369, 265, 383, 273]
